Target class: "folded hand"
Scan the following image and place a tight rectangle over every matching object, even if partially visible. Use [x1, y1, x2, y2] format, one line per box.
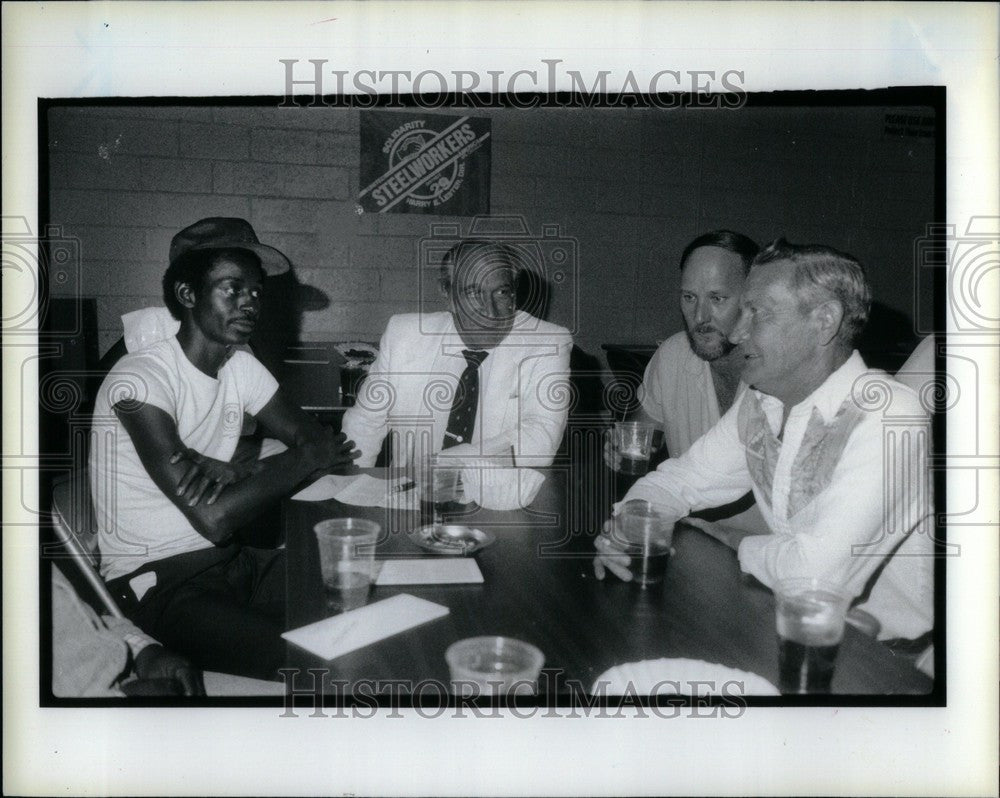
[171, 448, 253, 507]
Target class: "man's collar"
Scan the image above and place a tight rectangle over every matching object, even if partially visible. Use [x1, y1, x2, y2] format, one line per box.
[446, 309, 531, 343]
[756, 350, 868, 424]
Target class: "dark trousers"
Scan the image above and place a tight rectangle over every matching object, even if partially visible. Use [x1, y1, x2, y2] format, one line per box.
[107, 545, 286, 681]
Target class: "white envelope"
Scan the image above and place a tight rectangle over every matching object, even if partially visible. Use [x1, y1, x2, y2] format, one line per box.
[281, 593, 449, 660]
[375, 558, 484, 585]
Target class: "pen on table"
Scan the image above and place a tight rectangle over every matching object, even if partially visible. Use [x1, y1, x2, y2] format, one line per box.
[510, 445, 516, 468]
[392, 480, 416, 494]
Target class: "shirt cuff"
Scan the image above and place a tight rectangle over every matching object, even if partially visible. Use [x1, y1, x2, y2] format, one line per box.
[105, 616, 160, 658]
[620, 478, 687, 518]
[736, 534, 775, 588]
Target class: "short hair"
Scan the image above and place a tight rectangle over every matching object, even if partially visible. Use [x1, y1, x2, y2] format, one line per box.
[752, 238, 872, 347]
[162, 247, 263, 320]
[438, 239, 523, 294]
[680, 230, 760, 276]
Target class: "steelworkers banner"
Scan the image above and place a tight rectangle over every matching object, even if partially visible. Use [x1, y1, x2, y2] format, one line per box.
[359, 111, 491, 215]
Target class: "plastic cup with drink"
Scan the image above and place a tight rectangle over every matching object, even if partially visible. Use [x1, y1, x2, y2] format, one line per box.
[418, 455, 465, 526]
[611, 501, 674, 587]
[313, 517, 380, 614]
[774, 578, 851, 694]
[445, 636, 545, 697]
[613, 421, 656, 476]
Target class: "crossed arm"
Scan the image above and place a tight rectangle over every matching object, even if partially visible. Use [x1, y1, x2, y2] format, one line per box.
[114, 389, 357, 544]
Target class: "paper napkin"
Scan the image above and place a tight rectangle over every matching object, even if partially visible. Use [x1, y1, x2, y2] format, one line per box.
[374, 558, 484, 585]
[334, 474, 418, 509]
[281, 593, 449, 660]
[291, 474, 418, 509]
[291, 474, 359, 502]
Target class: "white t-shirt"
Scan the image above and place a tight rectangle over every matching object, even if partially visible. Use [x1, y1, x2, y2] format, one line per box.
[91, 336, 278, 581]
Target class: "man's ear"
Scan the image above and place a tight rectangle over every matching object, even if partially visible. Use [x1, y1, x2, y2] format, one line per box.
[175, 281, 196, 311]
[438, 276, 454, 305]
[813, 299, 844, 346]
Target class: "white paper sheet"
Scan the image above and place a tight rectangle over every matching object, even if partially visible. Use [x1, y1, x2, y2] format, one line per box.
[334, 474, 418, 508]
[281, 593, 449, 660]
[203, 671, 287, 697]
[374, 558, 484, 585]
[290, 473, 419, 508]
[292, 473, 420, 509]
[290, 474, 360, 502]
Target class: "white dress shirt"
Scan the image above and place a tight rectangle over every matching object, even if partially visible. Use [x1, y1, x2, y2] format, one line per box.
[623, 351, 934, 641]
[342, 310, 573, 468]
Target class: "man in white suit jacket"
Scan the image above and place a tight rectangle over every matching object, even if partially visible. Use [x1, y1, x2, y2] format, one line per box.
[342, 240, 573, 468]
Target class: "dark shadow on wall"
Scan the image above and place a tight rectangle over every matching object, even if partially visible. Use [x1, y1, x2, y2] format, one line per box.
[857, 301, 921, 373]
[569, 345, 607, 421]
[517, 266, 552, 322]
[250, 269, 330, 375]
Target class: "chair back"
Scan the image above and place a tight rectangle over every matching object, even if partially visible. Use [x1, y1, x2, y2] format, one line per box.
[51, 471, 123, 618]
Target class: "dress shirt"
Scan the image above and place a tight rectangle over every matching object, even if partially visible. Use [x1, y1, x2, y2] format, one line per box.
[343, 311, 573, 468]
[623, 351, 934, 640]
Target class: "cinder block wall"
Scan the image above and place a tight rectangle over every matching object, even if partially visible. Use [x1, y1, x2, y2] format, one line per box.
[47, 104, 936, 366]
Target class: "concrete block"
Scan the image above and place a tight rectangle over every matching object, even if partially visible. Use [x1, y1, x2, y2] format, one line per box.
[140, 156, 214, 193]
[296, 267, 380, 301]
[178, 122, 250, 160]
[63, 225, 148, 262]
[47, 109, 106, 153]
[213, 161, 349, 199]
[251, 128, 319, 164]
[213, 106, 356, 132]
[104, 118, 179, 157]
[639, 182, 701, 219]
[49, 152, 144, 191]
[49, 190, 110, 226]
[535, 177, 598, 212]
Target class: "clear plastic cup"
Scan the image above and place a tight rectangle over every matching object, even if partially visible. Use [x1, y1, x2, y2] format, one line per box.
[313, 518, 380, 614]
[445, 636, 545, 696]
[614, 502, 674, 587]
[774, 578, 851, 694]
[614, 421, 656, 476]
[418, 455, 464, 526]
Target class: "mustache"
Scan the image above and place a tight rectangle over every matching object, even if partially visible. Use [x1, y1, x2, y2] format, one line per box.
[692, 323, 722, 335]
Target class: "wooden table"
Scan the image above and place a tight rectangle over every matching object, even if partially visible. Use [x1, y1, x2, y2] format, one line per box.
[283, 468, 933, 698]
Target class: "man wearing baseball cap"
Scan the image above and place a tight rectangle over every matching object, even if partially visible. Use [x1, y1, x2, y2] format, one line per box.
[90, 217, 358, 681]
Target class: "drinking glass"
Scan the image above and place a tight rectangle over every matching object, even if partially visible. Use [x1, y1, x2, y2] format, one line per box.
[313, 518, 380, 613]
[446, 636, 545, 696]
[774, 578, 851, 694]
[614, 421, 656, 476]
[614, 502, 674, 587]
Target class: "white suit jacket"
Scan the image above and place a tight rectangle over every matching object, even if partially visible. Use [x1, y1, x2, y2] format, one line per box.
[342, 311, 573, 467]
